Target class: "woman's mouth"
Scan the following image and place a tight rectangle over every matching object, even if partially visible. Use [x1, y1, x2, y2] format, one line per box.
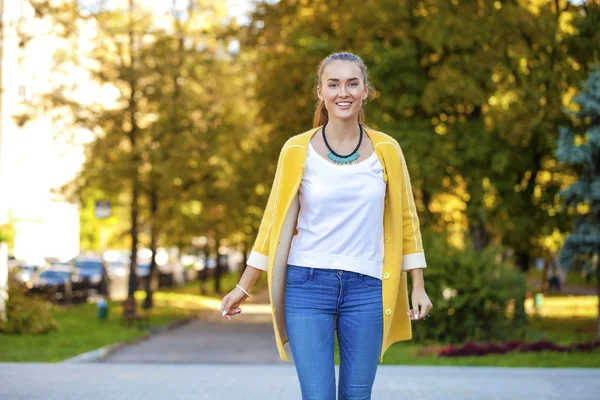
[336, 101, 352, 110]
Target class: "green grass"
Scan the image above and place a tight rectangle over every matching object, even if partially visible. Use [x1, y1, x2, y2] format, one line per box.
[528, 268, 596, 290]
[0, 300, 198, 363]
[366, 317, 600, 368]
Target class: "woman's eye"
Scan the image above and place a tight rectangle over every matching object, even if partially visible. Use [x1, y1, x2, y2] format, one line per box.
[350, 82, 358, 87]
[329, 84, 337, 88]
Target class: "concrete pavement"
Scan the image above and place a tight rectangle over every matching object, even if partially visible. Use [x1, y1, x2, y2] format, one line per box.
[102, 310, 286, 364]
[2, 288, 599, 399]
[1, 363, 599, 399]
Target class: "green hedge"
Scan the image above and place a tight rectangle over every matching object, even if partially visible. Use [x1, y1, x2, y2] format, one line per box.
[411, 229, 527, 343]
[0, 274, 58, 334]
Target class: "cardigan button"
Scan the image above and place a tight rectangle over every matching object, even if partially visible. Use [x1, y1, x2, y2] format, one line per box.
[383, 273, 390, 279]
[385, 237, 391, 243]
[385, 309, 392, 316]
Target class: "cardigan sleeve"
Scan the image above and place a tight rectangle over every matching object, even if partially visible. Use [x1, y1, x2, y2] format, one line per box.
[398, 147, 427, 272]
[246, 147, 286, 271]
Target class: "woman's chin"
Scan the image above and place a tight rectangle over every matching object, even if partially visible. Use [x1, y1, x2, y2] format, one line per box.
[329, 110, 359, 122]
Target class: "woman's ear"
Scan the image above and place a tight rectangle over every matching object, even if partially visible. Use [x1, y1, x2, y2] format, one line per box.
[317, 86, 323, 101]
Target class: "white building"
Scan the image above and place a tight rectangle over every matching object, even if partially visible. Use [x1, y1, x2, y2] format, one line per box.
[0, 0, 81, 263]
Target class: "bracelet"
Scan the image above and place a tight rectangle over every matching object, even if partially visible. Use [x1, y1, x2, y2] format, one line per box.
[235, 284, 252, 298]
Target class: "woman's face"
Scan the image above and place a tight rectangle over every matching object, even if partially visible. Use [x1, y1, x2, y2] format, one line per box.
[318, 60, 368, 123]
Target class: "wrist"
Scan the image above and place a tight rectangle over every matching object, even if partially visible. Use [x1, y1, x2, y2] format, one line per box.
[235, 284, 252, 298]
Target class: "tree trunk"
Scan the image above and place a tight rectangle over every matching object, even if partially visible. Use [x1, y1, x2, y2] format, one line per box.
[470, 223, 489, 251]
[214, 236, 223, 295]
[126, 0, 139, 301]
[515, 251, 531, 273]
[143, 181, 159, 309]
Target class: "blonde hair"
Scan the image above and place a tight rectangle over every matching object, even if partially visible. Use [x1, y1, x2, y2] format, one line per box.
[312, 52, 376, 128]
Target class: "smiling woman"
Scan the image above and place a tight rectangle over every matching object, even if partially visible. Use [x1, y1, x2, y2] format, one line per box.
[220, 51, 433, 400]
[313, 53, 376, 128]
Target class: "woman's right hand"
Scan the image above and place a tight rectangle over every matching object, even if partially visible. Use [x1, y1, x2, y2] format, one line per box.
[220, 286, 250, 320]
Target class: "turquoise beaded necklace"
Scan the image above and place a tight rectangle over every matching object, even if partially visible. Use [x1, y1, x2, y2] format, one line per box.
[322, 121, 363, 165]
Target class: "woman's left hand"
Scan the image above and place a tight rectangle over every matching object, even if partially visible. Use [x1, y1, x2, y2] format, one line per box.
[409, 287, 433, 321]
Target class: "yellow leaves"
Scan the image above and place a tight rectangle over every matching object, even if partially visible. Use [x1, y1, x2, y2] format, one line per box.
[299, 6, 314, 19]
[435, 124, 447, 135]
[255, 184, 266, 196]
[515, 170, 532, 192]
[533, 185, 542, 203]
[536, 170, 552, 185]
[482, 177, 491, 189]
[494, 1, 502, 10]
[576, 203, 590, 214]
[519, 58, 530, 75]
[181, 200, 203, 217]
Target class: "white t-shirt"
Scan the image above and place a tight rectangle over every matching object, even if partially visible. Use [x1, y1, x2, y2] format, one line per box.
[287, 142, 386, 279]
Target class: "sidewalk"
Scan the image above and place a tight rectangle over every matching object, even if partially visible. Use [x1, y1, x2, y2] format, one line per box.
[2, 287, 598, 399]
[1, 363, 599, 399]
[103, 287, 284, 364]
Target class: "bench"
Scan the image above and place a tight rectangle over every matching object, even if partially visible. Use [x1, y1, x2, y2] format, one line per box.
[120, 297, 151, 329]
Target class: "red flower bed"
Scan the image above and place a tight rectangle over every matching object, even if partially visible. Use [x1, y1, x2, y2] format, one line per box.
[437, 339, 600, 357]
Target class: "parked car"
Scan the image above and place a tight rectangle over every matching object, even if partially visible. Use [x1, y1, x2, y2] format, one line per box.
[27, 265, 87, 303]
[106, 260, 129, 279]
[11, 264, 44, 285]
[71, 256, 110, 297]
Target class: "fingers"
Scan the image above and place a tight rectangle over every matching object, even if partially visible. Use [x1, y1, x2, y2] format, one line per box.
[220, 296, 231, 319]
[220, 295, 244, 320]
[408, 303, 433, 321]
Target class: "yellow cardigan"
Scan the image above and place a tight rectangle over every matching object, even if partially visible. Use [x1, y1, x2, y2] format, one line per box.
[246, 125, 427, 362]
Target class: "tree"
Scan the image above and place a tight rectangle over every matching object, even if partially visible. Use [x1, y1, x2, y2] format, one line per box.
[243, 0, 583, 267]
[556, 67, 600, 336]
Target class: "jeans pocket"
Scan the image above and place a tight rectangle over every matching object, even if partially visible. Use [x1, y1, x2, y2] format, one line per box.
[360, 273, 382, 288]
[286, 265, 312, 285]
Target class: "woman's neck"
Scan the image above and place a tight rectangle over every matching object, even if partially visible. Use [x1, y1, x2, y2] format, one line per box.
[324, 118, 361, 142]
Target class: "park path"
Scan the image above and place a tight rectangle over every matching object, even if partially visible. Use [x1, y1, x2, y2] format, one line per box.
[1, 288, 599, 399]
[1, 363, 599, 400]
[103, 287, 287, 364]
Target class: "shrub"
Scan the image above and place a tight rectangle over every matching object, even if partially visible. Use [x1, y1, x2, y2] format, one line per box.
[410, 229, 527, 343]
[0, 274, 58, 334]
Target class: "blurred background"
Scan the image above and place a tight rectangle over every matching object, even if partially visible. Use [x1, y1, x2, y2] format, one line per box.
[0, 0, 599, 368]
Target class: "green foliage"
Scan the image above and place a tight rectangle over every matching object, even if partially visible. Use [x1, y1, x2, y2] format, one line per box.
[245, 0, 587, 259]
[0, 275, 58, 335]
[411, 229, 527, 343]
[0, 223, 15, 245]
[556, 68, 600, 269]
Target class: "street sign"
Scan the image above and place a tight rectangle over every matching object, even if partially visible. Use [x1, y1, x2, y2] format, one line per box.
[95, 200, 112, 219]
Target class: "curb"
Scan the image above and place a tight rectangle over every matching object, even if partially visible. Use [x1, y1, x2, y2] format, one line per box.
[61, 316, 196, 364]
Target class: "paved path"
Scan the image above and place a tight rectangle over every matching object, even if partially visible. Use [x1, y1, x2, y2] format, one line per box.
[103, 310, 286, 364]
[2, 289, 599, 399]
[1, 363, 599, 399]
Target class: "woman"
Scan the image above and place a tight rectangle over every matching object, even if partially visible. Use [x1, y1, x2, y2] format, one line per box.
[220, 51, 433, 399]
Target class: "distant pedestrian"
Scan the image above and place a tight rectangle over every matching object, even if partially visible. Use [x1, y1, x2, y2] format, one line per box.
[220, 51, 433, 399]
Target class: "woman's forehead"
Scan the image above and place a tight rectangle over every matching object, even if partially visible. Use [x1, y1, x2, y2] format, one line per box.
[322, 60, 362, 80]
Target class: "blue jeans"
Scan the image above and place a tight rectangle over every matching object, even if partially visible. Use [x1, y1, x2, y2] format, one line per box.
[285, 265, 383, 400]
